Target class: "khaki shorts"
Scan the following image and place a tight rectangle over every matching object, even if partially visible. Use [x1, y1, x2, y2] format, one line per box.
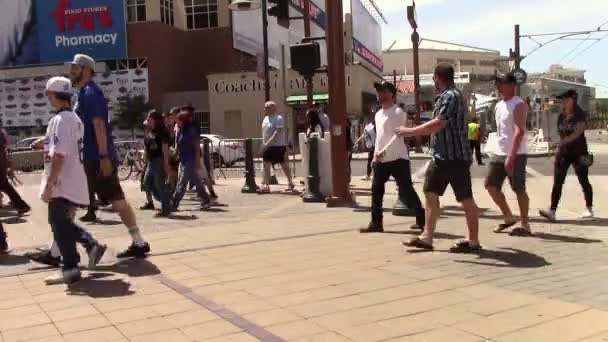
[485, 155, 527, 193]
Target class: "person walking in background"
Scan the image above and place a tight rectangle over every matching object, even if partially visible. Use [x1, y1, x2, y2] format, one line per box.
[362, 118, 376, 181]
[260, 101, 295, 193]
[69, 54, 151, 258]
[540, 89, 594, 221]
[360, 81, 425, 233]
[397, 64, 481, 253]
[486, 72, 531, 237]
[316, 103, 330, 133]
[172, 108, 211, 210]
[0, 128, 30, 215]
[305, 109, 325, 137]
[143, 110, 174, 217]
[140, 114, 156, 211]
[468, 117, 484, 165]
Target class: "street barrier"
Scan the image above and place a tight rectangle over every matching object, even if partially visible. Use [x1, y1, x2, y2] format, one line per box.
[9, 150, 44, 172]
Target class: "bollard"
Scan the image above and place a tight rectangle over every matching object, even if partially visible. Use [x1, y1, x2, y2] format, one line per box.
[392, 188, 416, 216]
[241, 138, 258, 193]
[302, 136, 325, 203]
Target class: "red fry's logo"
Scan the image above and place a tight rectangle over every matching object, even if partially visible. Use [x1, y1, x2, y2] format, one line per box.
[52, 0, 113, 32]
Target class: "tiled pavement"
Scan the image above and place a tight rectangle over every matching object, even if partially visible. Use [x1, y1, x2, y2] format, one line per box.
[0, 173, 607, 341]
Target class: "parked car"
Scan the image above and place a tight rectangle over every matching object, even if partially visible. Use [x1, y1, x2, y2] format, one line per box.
[200, 134, 245, 167]
[11, 136, 44, 152]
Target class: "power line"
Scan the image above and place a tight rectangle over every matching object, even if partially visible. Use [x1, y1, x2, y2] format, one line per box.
[567, 32, 608, 63]
[558, 33, 592, 62]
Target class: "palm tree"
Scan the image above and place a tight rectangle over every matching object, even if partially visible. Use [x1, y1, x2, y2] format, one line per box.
[111, 94, 152, 139]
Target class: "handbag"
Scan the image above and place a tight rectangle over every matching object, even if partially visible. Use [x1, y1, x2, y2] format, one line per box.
[579, 153, 594, 167]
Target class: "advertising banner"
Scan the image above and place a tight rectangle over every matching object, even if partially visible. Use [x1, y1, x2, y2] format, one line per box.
[0, 0, 127, 68]
[351, 0, 383, 73]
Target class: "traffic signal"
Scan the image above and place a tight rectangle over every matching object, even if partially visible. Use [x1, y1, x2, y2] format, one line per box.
[290, 42, 321, 77]
[268, 0, 289, 29]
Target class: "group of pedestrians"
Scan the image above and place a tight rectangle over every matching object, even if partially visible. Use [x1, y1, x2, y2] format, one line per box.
[360, 64, 595, 252]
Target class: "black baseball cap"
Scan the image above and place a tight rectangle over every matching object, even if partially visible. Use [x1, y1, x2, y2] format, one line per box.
[374, 81, 397, 95]
[556, 89, 578, 99]
[495, 72, 517, 84]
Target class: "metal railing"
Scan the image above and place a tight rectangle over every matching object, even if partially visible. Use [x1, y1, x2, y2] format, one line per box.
[209, 138, 297, 179]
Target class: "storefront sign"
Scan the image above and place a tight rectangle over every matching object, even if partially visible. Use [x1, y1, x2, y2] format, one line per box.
[212, 74, 352, 94]
[289, 0, 327, 29]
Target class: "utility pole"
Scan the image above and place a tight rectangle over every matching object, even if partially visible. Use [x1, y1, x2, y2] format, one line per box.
[514, 24, 521, 96]
[262, 0, 271, 101]
[303, 0, 313, 107]
[408, 1, 422, 152]
[325, 0, 352, 206]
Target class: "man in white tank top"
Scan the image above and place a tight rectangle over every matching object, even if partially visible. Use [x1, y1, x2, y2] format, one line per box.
[486, 72, 531, 236]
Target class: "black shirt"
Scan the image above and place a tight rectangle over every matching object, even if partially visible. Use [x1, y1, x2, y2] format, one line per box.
[557, 109, 588, 156]
[144, 128, 171, 160]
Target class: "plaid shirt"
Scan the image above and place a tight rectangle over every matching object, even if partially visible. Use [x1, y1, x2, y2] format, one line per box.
[430, 85, 471, 161]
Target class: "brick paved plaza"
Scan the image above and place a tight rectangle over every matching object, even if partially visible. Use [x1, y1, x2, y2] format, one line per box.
[0, 171, 607, 342]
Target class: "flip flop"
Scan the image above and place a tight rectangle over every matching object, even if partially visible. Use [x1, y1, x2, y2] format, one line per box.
[509, 227, 533, 237]
[493, 220, 518, 233]
[402, 237, 434, 250]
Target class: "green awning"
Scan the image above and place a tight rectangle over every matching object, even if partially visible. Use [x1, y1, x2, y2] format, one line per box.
[285, 94, 329, 105]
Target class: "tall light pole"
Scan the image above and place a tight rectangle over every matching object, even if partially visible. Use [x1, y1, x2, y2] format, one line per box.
[229, 0, 270, 101]
[407, 1, 422, 153]
[325, 0, 352, 206]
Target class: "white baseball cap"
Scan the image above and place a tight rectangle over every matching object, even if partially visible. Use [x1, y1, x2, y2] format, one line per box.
[68, 54, 96, 69]
[46, 77, 73, 94]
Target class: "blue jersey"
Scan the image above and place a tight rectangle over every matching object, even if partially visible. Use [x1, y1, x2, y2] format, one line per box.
[74, 81, 117, 161]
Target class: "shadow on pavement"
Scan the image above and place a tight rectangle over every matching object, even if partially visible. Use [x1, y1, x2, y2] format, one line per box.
[169, 214, 198, 220]
[200, 208, 229, 213]
[87, 219, 122, 226]
[384, 230, 465, 240]
[67, 272, 135, 298]
[532, 232, 602, 244]
[454, 247, 551, 268]
[529, 217, 608, 227]
[95, 258, 161, 278]
[0, 253, 30, 266]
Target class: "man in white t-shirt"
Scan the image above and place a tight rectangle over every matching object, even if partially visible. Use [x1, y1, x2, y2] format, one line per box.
[39, 77, 106, 285]
[486, 73, 531, 236]
[360, 81, 425, 233]
[260, 101, 294, 192]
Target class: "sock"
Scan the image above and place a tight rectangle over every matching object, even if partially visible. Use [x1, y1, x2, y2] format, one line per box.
[50, 241, 61, 258]
[128, 226, 145, 246]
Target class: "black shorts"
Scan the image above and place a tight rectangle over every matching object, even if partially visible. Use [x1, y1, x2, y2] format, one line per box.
[263, 146, 287, 164]
[423, 159, 473, 202]
[84, 161, 126, 202]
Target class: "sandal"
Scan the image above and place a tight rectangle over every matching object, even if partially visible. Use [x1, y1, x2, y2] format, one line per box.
[493, 220, 518, 233]
[449, 240, 482, 254]
[258, 186, 271, 194]
[509, 227, 533, 237]
[402, 237, 434, 250]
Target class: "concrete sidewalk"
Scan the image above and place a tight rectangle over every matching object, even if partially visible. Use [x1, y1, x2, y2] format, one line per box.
[0, 175, 607, 341]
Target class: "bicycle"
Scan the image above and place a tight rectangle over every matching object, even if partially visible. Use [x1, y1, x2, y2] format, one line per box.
[118, 148, 146, 181]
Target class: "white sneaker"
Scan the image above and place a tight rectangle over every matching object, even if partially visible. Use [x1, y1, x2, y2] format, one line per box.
[45, 268, 81, 285]
[539, 208, 556, 222]
[87, 244, 107, 269]
[582, 207, 594, 219]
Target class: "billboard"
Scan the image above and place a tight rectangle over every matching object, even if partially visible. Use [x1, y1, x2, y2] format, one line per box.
[0, 68, 149, 128]
[0, 0, 127, 68]
[351, 0, 383, 73]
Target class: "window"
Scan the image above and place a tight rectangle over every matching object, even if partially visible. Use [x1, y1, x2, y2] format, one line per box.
[127, 0, 146, 22]
[437, 58, 455, 65]
[479, 60, 496, 67]
[106, 58, 148, 71]
[161, 0, 175, 26]
[184, 0, 218, 30]
[460, 59, 476, 66]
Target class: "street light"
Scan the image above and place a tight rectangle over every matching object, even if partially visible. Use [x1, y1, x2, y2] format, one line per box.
[407, 1, 422, 153]
[228, 0, 271, 101]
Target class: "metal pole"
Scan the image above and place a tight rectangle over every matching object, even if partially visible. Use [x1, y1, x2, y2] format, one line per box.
[326, 0, 351, 204]
[412, 29, 423, 152]
[304, 0, 313, 107]
[514, 24, 521, 96]
[262, 0, 271, 101]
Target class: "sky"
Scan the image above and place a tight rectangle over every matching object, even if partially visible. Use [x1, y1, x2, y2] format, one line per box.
[371, 0, 608, 97]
